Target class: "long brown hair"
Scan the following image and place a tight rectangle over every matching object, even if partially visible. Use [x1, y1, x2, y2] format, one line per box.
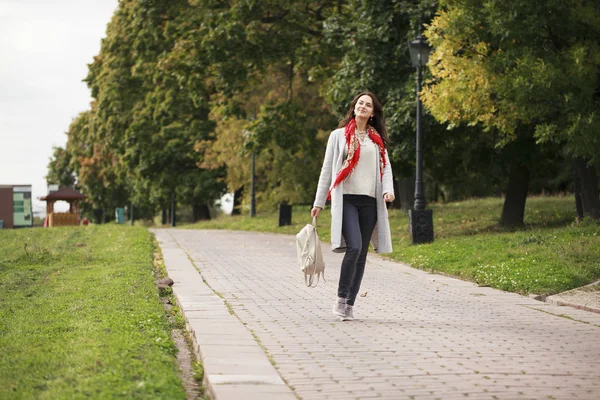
[339, 91, 390, 147]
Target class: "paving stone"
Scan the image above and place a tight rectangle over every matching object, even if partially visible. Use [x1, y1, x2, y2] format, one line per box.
[207, 374, 284, 385]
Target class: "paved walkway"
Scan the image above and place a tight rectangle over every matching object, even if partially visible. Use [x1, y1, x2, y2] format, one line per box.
[153, 229, 600, 400]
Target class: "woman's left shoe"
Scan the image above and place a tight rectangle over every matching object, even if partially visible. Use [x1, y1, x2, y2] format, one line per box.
[332, 297, 346, 317]
[342, 304, 354, 321]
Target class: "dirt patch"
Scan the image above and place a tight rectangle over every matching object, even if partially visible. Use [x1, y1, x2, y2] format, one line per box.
[161, 298, 204, 399]
[171, 328, 203, 400]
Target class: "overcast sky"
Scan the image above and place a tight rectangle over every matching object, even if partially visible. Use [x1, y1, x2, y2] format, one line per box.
[0, 0, 118, 214]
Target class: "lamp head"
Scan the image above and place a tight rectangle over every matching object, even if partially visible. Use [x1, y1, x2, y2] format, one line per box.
[409, 35, 431, 68]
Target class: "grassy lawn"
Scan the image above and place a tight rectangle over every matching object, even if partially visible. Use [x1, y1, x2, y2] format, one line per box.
[0, 225, 186, 399]
[182, 195, 600, 295]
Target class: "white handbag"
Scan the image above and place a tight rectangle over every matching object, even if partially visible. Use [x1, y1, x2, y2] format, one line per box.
[296, 217, 326, 287]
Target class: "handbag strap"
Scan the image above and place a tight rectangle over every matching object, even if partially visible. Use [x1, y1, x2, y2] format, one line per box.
[304, 216, 322, 287]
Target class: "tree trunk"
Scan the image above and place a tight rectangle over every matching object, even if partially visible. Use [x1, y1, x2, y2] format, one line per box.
[573, 157, 600, 219]
[231, 187, 243, 215]
[573, 160, 585, 220]
[170, 193, 176, 227]
[162, 208, 168, 225]
[193, 204, 211, 221]
[397, 176, 415, 211]
[93, 209, 103, 224]
[500, 161, 530, 227]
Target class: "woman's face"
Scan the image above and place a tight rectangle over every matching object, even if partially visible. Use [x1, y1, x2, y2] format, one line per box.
[354, 95, 375, 120]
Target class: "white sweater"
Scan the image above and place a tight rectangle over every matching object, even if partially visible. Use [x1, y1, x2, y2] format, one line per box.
[313, 128, 394, 254]
[343, 137, 377, 198]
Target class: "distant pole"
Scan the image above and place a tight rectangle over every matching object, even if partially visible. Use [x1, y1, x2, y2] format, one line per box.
[250, 151, 256, 217]
[130, 204, 134, 226]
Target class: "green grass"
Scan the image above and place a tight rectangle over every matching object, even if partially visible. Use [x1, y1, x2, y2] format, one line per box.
[182, 195, 600, 295]
[0, 225, 186, 400]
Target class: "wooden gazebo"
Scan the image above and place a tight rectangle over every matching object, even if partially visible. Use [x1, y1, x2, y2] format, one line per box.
[40, 187, 87, 227]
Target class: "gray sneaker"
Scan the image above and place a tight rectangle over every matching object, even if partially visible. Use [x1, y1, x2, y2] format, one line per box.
[332, 297, 346, 317]
[342, 304, 354, 321]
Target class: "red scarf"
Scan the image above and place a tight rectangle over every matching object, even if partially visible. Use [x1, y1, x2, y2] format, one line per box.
[327, 119, 386, 200]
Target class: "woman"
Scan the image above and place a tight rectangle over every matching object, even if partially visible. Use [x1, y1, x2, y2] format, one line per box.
[312, 91, 395, 321]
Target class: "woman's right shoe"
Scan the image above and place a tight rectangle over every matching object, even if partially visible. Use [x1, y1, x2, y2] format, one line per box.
[342, 304, 354, 321]
[332, 297, 346, 317]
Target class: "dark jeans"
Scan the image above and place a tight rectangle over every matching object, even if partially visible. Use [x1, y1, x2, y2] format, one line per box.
[338, 194, 377, 306]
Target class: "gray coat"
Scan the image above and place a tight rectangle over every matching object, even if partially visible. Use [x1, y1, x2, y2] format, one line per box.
[313, 128, 394, 254]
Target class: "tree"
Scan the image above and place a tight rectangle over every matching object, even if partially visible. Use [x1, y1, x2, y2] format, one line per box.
[422, 0, 600, 222]
[79, 0, 226, 220]
[46, 146, 75, 188]
[83, 0, 152, 216]
[64, 109, 126, 221]
[184, 0, 341, 209]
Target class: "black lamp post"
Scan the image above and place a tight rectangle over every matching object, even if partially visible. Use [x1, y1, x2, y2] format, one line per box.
[408, 34, 434, 244]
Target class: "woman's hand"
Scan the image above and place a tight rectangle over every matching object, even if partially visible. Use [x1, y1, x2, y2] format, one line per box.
[311, 206, 322, 218]
[383, 192, 395, 203]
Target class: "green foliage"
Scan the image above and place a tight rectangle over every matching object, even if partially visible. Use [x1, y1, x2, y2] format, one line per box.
[46, 146, 75, 187]
[50, 0, 227, 218]
[423, 0, 600, 162]
[189, 0, 341, 97]
[177, 0, 342, 208]
[0, 225, 186, 399]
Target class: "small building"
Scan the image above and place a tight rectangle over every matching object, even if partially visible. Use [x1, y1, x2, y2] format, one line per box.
[0, 185, 34, 229]
[40, 186, 87, 227]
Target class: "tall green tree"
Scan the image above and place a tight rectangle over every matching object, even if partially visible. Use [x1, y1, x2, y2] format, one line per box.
[46, 146, 75, 188]
[83, 0, 152, 216]
[80, 0, 225, 220]
[181, 0, 342, 209]
[422, 0, 600, 222]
